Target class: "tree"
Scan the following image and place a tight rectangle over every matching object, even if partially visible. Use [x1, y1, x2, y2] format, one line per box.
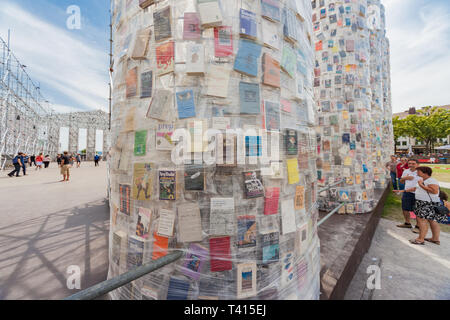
[392, 116, 408, 154]
[402, 106, 450, 154]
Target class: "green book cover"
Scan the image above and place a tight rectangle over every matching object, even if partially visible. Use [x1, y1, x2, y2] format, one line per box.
[134, 130, 147, 156]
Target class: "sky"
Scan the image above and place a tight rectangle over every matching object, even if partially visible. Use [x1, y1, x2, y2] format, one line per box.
[0, 0, 449, 114]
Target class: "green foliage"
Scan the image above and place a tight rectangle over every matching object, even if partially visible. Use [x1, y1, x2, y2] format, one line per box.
[393, 106, 450, 154]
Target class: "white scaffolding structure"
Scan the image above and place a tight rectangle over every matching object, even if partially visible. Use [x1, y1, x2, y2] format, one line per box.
[0, 33, 61, 170]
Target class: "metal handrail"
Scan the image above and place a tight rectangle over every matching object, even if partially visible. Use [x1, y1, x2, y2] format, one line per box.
[65, 250, 183, 300]
[318, 179, 344, 194]
[317, 203, 346, 227]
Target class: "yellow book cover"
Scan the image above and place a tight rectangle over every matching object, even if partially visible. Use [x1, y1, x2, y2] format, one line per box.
[286, 158, 300, 185]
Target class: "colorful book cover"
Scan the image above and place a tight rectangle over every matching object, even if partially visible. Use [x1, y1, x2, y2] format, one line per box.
[127, 235, 144, 269]
[126, 67, 138, 98]
[135, 207, 152, 239]
[132, 163, 152, 201]
[237, 262, 257, 299]
[239, 82, 260, 114]
[157, 208, 176, 237]
[237, 215, 257, 248]
[240, 9, 257, 39]
[134, 130, 147, 157]
[281, 45, 296, 78]
[156, 41, 174, 76]
[286, 158, 300, 185]
[214, 26, 233, 57]
[140, 70, 153, 98]
[281, 199, 296, 235]
[261, 0, 281, 22]
[184, 164, 205, 191]
[234, 39, 262, 77]
[264, 187, 280, 215]
[294, 185, 305, 210]
[262, 54, 281, 88]
[260, 231, 279, 264]
[243, 171, 264, 199]
[210, 198, 235, 236]
[159, 170, 176, 200]
[176, 89, 196, 119]
[245, 135, 262, 157]
[183, 12, 201, 40]
[152, 232, 169, 260]
[339, 190, 350, 201]
[181, 244, 208, 280]
[209, 236, 232, 272]
[280, 251, 295, 288]
[156, 123, 174, 151]
[119, 184, 131, 215]
[167, 277, 190, 300]
[264, 101, 280, 131]
[153, 6, 172, 42]
[285, 129, 298, 155]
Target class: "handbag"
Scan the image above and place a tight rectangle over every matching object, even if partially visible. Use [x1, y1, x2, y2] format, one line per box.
[426, 190, 450, 218]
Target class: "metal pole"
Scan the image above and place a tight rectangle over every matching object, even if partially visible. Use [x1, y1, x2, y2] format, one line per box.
[318, 179, 344, 194]
[64, 250, 183, 300]
[317, 203, 346, 227]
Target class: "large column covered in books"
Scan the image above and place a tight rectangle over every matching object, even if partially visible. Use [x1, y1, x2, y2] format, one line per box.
[108, 0, 320, 300]
[312, 0, 378, 214]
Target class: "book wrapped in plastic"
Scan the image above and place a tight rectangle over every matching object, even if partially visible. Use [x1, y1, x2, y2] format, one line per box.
[312, 0, 392, 214]
[108, 0, 321, 300]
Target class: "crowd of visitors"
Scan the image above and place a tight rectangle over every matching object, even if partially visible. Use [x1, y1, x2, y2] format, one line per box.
[388, 156, 450, 246]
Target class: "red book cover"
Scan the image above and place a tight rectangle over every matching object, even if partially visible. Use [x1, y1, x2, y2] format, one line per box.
[214, 26, 233, 57]
[262, 53, 280, 88]
[156, 41, 174, 76]
[152, 232, 169, 260]
[209, 236, 232, 272]
[264, 187, 280, 215]
[315, 40, 323, 51]
[183, 13, 201, 40]
[281, 99, 292, 113]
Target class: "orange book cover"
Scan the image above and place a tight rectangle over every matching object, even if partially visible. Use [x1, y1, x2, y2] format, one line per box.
[156, 41, 174, 76]
[152, 232, 169, 260]
[315, 40, 322, 51]
[126, 67, 138, 98]
[262, 53, 280, 88]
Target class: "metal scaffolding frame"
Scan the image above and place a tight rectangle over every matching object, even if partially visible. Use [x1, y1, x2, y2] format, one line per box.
[0, 33, 110, 169]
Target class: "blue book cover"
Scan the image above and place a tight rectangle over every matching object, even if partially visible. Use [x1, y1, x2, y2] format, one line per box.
[176, 89, 196, 119]
[167, 277, 190, 300]
[246, 136, 262, 157]
[239, 82, 260, 114]
[240, 9, 257, 39]
[261, 0, 280, 22]
[234, 39, 262, 77]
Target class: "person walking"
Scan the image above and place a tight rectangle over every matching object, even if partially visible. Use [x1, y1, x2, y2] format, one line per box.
[57, 154, 62, 167]
[60, 151, 71, 182]
[410, 166, 445, 245]
[30, 154, 36, 167]
[396, 158, 408, 191]
[43, 155, 51, 168]
[394, 159, 420, 231]
[8, 152, 23, 177]
[35, 153, 43, 171]
[76, 153, 81, 168]
[21, 153, 28, 176]
[94, 154, 100, 167]
[386, 155, 399, 190]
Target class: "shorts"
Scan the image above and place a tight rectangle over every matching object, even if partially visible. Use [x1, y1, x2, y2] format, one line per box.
[61, 165, 70, 175]
[36, 161, 43, 166]
[402, 192, 415, 212]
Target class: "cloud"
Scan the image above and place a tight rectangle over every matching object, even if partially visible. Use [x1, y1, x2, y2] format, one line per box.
[0, 2, 109, 113]
[384, 0, 450, 112]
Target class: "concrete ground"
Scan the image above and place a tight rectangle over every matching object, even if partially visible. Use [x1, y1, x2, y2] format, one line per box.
[0, 162, 110, 300]
[345, 218, 450, 300]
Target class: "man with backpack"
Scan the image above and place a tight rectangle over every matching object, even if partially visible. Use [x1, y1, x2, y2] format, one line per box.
[8, 153, 23, 177]
[21, 153, 29, 176]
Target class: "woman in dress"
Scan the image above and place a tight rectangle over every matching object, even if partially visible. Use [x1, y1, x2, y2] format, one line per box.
[410, 166, 444, 245]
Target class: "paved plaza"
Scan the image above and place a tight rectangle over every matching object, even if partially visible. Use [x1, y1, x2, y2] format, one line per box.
[0, 162, 110, 299]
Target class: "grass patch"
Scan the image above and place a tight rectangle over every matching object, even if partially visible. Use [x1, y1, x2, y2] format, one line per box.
[382, 187, 450, 233]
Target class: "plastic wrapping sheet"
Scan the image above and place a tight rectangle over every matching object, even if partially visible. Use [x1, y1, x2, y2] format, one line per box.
[108, 0, 320, 300]
[312, 0, 377, 214]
